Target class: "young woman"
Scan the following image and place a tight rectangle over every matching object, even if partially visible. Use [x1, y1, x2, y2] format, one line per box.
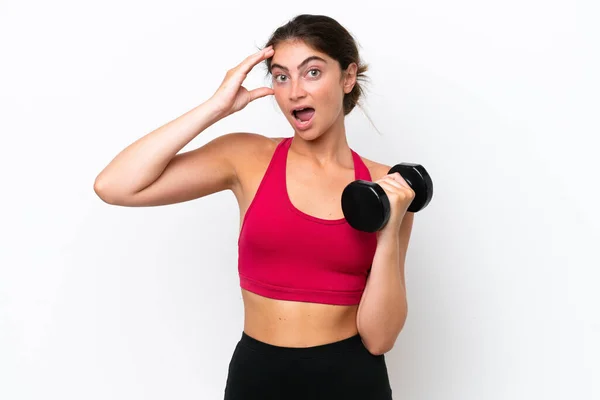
[94, 14, 415, 400]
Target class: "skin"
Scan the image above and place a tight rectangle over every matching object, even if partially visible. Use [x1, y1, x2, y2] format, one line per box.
[93, 39, 415, 353]
[234, 40, 414, 349]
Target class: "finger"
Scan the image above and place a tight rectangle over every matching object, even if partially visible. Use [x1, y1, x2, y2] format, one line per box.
[378, 175, 406, 189]
[236, 46, 274, 76]
[248, 86, 275, 102]
[379, 179, 414, 197]
[378, 177, 404, 190]
[377, 180, 402, 195]
[386, 172, 411, 188]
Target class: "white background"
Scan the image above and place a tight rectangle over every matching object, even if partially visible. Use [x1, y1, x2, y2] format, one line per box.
[1, 1, 599, 399]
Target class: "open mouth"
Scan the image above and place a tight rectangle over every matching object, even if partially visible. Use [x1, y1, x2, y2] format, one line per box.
[292, 107, 315, 123]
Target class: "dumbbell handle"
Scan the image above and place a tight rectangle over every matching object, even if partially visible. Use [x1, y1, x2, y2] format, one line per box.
[341, 162, 433, 232]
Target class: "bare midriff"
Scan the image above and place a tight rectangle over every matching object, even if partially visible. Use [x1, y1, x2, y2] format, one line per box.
[241, 289, 360, 347]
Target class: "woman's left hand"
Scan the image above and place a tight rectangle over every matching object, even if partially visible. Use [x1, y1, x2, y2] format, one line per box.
[374, 172, 415, 234]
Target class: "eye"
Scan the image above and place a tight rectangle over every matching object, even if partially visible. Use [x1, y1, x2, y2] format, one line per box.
[307, 69, 321, 78]
[274, 74, 287, 83]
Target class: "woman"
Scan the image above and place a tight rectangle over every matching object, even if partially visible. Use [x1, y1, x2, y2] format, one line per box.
[94, 14, 415, 400]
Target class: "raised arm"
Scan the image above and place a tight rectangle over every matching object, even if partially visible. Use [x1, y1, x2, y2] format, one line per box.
[93, 46, 275, 207]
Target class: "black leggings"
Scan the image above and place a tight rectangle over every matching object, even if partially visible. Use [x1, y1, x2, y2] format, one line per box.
[223, 331, 393, 400]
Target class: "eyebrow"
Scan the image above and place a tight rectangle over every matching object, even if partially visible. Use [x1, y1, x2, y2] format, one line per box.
[270, 56, 327, 72]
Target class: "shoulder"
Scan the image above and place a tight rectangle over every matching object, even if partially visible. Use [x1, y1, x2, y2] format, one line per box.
[218, 133, 287, 188]
[359, 155, 391, 182]
[207, 132, 284, 163]
[211, 131, 277, 150]
[222, 132, 286, 149]
[227, 133, 290, 162]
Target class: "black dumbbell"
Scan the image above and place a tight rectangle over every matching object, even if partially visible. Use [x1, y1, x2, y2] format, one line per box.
[341, 163, 433, 232]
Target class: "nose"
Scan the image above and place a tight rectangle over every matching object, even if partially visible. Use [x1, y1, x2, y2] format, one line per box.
[288, 79, 307, 101]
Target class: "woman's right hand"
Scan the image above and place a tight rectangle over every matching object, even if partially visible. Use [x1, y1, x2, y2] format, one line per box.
[210, 45, 275, 117]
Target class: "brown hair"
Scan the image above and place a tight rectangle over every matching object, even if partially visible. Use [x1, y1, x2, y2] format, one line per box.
[263, 14, 369, 116]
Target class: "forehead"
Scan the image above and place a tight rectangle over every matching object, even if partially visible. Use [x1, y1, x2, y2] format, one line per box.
[270, 40, 332, 69]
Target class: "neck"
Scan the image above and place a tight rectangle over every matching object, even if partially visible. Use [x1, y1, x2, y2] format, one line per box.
[290, 113, 352, 168]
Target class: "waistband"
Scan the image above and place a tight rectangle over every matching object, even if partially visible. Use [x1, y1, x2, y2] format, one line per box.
[238, 331, 365, 358]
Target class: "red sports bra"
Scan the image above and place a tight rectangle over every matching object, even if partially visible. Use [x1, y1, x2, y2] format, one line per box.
[237, 137, 378, 305]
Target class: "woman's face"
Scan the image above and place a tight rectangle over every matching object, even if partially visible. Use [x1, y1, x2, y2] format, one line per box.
[269, 40, 356, 138]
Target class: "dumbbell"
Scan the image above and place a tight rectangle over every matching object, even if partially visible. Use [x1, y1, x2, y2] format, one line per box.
[341, 163, 433, 233]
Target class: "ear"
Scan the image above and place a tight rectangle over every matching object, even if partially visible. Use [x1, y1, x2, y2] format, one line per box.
[343, 63, 358, 94]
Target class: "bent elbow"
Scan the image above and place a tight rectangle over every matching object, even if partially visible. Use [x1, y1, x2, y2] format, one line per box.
[366, 343, 392, 356]
[93, 177, 121, 205]
[361, 335, 394, 356]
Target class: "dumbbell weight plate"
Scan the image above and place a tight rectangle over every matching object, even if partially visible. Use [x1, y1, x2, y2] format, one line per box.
[341, 180, 390, 233]
[388, 163, 433, 213]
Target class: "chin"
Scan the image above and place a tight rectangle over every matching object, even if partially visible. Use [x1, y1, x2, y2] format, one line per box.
[294, 129, 324, 142]
[289, 120, 331, 142]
